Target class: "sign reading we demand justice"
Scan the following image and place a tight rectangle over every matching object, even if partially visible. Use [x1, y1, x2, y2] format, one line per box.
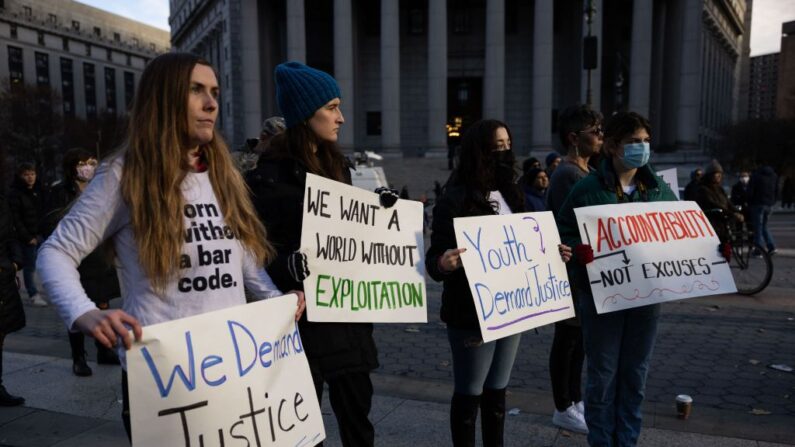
[301, 173, 427, 323]
[454, 212, 576, 342]
[127, 295, 325, 447]
[574, 201, 736, 314]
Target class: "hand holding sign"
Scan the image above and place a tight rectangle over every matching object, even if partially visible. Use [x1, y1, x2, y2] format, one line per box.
[74, 308, 142, 350]
[439, 248, 467, 272]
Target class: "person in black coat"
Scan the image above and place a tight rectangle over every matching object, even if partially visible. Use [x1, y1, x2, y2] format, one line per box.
[1, 172, 26, 406]
[749, 165, 779, 254]
[247, 62, 394, 447]
[41, 148, 121, 376]
[8, 162, 47, 307]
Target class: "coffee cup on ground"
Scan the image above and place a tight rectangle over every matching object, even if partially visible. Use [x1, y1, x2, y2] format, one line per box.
[676, 394, 693, 420]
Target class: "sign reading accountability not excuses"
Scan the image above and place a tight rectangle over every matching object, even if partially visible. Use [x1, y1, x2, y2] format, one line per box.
[574, 201, 736, 314]
[454, 212, 575, 342]
[127, 295, 325, 447]
[301, 173, 427, 323]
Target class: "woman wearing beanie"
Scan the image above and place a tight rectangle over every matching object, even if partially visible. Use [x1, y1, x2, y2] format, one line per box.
[37, 53, 301, 440]
[247, 61, 383, 447]
[556, 112, 677, 446]
[426, 119, 572, 446]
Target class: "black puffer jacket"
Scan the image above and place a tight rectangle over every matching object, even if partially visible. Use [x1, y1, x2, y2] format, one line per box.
[246, 155, 378, 377]
[749, 166, 778, 207]
[8, 179, 44, 243]
[0, 195, 25, 334]
[41, 182, 120, 303]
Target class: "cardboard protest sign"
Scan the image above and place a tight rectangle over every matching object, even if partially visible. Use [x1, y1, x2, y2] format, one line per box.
[656, 168, 681, 199]
[301, 173, 427, 323]
[454, 212, 576, 342]
[574, 201, 736, 314]
[127, 295, 325, 447]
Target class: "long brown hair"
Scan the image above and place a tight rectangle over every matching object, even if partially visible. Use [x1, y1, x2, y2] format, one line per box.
[265, 122, 348, 182]
[119, 52, 273, 290]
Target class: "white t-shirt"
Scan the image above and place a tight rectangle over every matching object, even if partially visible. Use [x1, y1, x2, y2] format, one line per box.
[489, 190, 513, 215]
[38, 158, 282, 364]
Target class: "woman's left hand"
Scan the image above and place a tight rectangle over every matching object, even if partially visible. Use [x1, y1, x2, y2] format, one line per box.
[558, 244, 573, 263]
[290, 290, 306, 321]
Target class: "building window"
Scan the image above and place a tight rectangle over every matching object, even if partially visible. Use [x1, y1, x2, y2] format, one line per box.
[126, 53, 131, 66]
[132, 37, 139, 47]
[366, 112, 382, 136]
[114, 32, 120, 42]
[107, 48, 113, 61]
[408, 7, 424, 35]
[93, 26, 101, 37]
[72, 20, 80, 31]
[37, 31, 44, 45]
[8, 46, 24, 87]
[48, 13, 56, 24]
[86, 44, 91, 56]
[61, 58, 74, 115]
[10, 24, 17, 39]
[124, 71, 134, 108]
[84, 62, 97, 120]
[105, 67, 116, 114]
[23, 5, 31, 16]
[35, 52, 49, 86]
[62, 37, 68, 50]
[452, 8, 471, 34]
[149, 43, 155, 51]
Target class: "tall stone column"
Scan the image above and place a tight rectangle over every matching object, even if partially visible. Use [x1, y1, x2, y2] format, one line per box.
[427, 0, 448, 153]
[286, 0, 306, 63]
[240, 0, 263, 140]
[381, 0, 401, 151]
[676, 0, 702, 151]
[531, 0, 554, 151]
[334, 0, 355, 150]
[483, 0, 505, 120]
[629, 0, 653, 117]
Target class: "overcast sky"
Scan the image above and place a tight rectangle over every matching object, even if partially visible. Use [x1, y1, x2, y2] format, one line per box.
[76, 0, 795, 56]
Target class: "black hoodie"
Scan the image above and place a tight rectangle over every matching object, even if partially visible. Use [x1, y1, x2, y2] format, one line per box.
[749, 166, 778, 207]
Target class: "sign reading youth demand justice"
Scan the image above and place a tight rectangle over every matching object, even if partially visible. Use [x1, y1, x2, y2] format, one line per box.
[127, 295, 325, 447]
[574, 201, 736, 314]
[301, 173, 427, 323]
[454, 212, 576, 342]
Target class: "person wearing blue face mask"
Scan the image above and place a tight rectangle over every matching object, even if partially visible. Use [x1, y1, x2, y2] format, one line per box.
[555, 112, 677, 447]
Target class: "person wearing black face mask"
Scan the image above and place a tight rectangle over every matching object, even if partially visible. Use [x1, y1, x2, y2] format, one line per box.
[427, 119, 572, 447]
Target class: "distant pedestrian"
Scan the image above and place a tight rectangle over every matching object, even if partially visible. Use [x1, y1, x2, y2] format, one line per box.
[0, 149, 26, 407]
[41, 149, 121, 376]
[519, 167, 549, 212]
[781, 176, 794, 209]
[545, 104, 604, 435]
[545, 152, 562, 176]
[695, 160, 744, 241]
[427, 119, 573, 446]
[8, 162, 47, 307]
[749, 165, 778, 255]
[523, 157, 541, 172]
[731, 170, 751, 222]
[683, 168, 703, 201]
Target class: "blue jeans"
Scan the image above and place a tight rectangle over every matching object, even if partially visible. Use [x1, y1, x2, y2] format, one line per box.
[750, 205, 776, 251]
[22, 244, 38, 297]
[578, 292, 660, 447]
[447, 327, 521, 396]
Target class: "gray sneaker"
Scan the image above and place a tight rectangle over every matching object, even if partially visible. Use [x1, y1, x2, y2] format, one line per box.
[552, 404, 588, 434]
[28, 294, 48, 307]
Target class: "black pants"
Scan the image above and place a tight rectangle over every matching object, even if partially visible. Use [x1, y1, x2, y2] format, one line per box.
[311, 365, 375, 447]
[549, 322, 585, 411]
[122, 370, 131, 442]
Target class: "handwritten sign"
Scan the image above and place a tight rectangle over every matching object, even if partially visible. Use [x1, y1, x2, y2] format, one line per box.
[127, 295, 325, 447]
[301, 173, 427, 323]
[656, 168, 681, 200]
[574, 201, 736, 314]
[454, 212, 575, 342]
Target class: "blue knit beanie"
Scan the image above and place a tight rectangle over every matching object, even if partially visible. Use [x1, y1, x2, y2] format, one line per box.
[275, 62, 341, 128]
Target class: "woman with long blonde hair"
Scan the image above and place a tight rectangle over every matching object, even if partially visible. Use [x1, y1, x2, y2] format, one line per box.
[37, 52, 304, 438]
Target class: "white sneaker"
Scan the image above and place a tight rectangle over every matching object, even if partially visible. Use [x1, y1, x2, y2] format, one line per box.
[552, 404, 588, 434]
[575, 400, 585, 415]
[28, 294, 48, 307]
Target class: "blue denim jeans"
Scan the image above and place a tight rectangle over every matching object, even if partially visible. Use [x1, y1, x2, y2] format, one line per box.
[21, 243, 38, 297]
[577, 292, 660, 447]
[447, 327, 521, 396]
[750, 205, 776, 251]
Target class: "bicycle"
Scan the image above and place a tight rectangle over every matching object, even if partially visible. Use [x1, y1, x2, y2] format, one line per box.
[706, 209, 773, 295]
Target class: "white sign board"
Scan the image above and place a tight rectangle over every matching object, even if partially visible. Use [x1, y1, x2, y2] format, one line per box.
[454, 212, 576, 342]
[574, 201, 736, 314]
[656, 168, 680, 200]
[127, 295, 325, 447]
[301, 173, 427, 323]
